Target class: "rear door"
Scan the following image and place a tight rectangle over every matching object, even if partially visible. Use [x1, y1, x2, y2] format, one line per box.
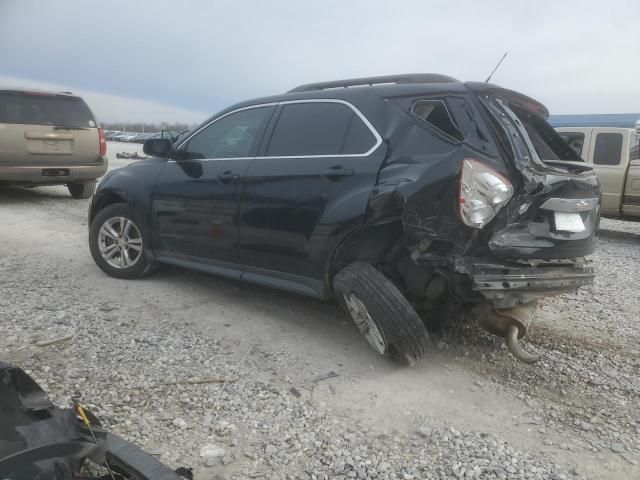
[238, 99, 384, 288]
[587, 129, 629, 215]
[0, 91, 99, 166]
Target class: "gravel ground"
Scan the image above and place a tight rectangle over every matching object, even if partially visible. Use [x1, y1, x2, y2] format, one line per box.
[0, 160, 638, 479]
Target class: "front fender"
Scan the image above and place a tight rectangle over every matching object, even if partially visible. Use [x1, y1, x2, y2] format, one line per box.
[89, 159, 166, 234]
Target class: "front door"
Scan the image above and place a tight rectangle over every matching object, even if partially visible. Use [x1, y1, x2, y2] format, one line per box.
[151, 105, 275, 265]
[238, 100, 385, 285]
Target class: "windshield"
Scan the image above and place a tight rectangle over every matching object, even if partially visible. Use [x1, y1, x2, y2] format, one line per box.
[0, 91, 96, 128]
[509, 103, 583, 162]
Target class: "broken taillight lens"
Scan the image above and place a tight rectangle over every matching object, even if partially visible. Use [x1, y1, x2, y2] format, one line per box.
[459, 158, 513, 228]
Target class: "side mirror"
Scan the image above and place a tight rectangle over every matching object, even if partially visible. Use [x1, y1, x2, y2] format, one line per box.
[143, 138, 172, 157]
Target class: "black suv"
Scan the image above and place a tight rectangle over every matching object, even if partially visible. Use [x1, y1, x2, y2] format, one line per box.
[88, 74, 600, 365]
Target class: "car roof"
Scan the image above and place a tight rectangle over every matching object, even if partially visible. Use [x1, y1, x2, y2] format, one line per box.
[195, 73, 549, 124]
[0, 87, 78, 97]
[549, 113, 640, 129]
[214, 73, 473, 117]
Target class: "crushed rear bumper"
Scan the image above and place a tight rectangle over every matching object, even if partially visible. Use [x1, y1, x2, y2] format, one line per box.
[452, 257, 595, 309]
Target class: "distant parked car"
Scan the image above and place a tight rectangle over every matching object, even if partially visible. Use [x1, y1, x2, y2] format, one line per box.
[128, 133, 147, 143]
[556, 126, 640, 219]
[141, 133, 157, 142]
[106, 131, 122, 141]
[0, 88, 107, 198]
[118, 133, 139, 142]
[146, 131, 175, 142]
[112, 132, 129, 142]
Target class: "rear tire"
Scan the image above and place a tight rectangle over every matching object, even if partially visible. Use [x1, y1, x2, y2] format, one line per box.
[333, 262, 430, 366]
[68, 180, 97, 199]
[89, 203, 157, 279]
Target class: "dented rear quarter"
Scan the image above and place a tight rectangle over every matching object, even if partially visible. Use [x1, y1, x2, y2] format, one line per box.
[339, 80, 600, 311]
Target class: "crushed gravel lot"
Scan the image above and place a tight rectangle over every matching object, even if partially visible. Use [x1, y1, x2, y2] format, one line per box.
[1, 149, 638, 479]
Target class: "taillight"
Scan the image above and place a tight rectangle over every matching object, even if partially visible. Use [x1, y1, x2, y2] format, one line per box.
[98, 128, 107, 156]
[459, 158, 513, 228]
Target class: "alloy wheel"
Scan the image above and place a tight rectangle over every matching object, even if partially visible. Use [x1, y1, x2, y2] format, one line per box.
[98, 217, 143, 269]
[343, 292, 386, 354]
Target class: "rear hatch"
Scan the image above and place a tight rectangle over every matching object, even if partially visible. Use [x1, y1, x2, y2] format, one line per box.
[467, 83, 601, 259]
[0, 90, 100, 166]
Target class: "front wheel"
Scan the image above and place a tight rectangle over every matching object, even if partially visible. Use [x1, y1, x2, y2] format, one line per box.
[89, 203, 157, 279]
[333, 262, 430, 366]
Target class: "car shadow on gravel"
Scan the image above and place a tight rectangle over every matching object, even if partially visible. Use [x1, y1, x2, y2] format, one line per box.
[0, 185, 73, 202]
[134, 263, 470, 381]
[597, 228, 640, 242]
[148, 263, 379, 354]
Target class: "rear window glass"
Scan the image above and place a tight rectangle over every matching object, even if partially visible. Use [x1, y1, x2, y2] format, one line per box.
[0, 91, 95, 128]
[593, 133, 623, 165]
[510, 105, 582, 162]
[411, 100, 463, 141]
[267, 102, 376, 156]
[558, 132, 585, 158]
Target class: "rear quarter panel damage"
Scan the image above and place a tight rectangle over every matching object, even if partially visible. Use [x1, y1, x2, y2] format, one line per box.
[363, 93, 507, 250]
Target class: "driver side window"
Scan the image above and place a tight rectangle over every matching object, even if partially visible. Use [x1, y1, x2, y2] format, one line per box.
[183, 106, 274, 159]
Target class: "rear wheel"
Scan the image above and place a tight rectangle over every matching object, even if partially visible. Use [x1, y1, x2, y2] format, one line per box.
[333, 262, 430, 366]
[89, 203, 157, 279]
[68, 180, 96, 199]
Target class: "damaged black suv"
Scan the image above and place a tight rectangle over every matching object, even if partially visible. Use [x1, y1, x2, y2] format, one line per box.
[88, 74, 600, 365]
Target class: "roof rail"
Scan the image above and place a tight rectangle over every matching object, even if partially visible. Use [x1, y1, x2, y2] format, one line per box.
[288, 73, 459, 93]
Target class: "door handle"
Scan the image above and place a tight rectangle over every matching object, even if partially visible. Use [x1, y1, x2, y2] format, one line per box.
[217, 171, 239, 183]
[321, 165, 355, 181]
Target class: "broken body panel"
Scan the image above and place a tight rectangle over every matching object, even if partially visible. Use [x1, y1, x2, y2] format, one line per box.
[0, 361, 185, 480]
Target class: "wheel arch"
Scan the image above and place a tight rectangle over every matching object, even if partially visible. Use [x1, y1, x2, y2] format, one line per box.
[89, 189, 128, 225]
[325, 219, 404, 296]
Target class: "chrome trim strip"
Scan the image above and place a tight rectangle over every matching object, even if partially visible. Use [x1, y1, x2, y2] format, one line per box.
[539, 197, 598, 212]
[171, 98, 382, 161]
[174, 102, 278, 150]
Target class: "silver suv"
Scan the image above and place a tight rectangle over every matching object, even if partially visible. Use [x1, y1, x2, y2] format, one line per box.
[0, 88, 107, 198]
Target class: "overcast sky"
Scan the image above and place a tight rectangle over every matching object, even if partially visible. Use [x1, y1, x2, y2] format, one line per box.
[1, 0, 638, 124]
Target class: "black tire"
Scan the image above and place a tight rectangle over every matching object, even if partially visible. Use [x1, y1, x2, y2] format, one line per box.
[68, 180, 97, 199]
[89, 203, 157, 279]
[333, 262, 430, 366]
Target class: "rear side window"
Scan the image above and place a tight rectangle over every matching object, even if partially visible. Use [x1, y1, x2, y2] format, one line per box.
[0, 91, 95, 128]
[593, 133, 623, 165]
[558, 132, 585, 158]
[266, 102, 376, 156]
[411, 100, 463, 141]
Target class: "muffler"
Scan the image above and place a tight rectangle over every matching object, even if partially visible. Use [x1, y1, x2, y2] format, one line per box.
[475, 300, 540, 364]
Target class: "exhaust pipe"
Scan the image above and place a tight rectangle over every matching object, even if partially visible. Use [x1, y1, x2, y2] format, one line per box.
[505, 324, 539, 364]
[475, 301, 540, 364]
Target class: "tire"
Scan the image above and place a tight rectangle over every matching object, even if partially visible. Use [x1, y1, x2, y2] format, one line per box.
[68, 180, 97, 199]
[333, 262, 430, 366]
[89, 203, 157, 279]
